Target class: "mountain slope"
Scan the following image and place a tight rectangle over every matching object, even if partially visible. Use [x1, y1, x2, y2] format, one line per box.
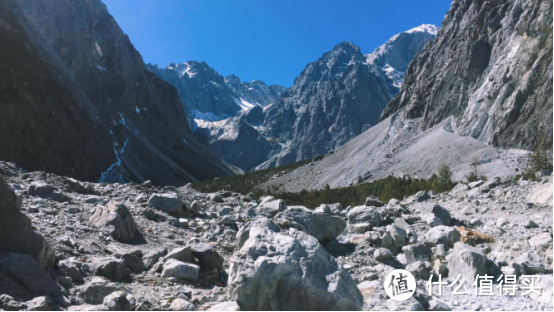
[258, 25, 438, 169]
[0, 0, 235, 185]
[256, 0, 551, 192]
[381, 0, 552, 150]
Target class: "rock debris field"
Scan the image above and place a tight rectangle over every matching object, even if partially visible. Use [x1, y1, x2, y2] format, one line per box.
[0, 161, 552, 311]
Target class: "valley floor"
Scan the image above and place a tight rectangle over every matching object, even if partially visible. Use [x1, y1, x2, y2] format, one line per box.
[0, 161, 552, 311]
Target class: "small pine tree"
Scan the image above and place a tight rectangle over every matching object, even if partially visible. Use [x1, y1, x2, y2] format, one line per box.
[434, 164, 454, 193]
[529, 132, 553, 172]
[465, 158, 480, 182]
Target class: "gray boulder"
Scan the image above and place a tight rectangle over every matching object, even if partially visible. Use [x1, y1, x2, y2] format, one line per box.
[88, 258, 129, 282]
[406, 260, 432, 280]
[190, 242, 224, 269]
[274, 206, 346, 243]
[387, 224, 407, 248]
[364, 196, 384, 207]
[148, 193, 183, 216]
[347, 206, 382, 226]
[518, 252, 545, 274]
[77, 277, 122, 304]
[101, 291, 132, 311]
[28, 182, 70, 202]
[25, 296, 52, 311]
[89, 202, 139, 243]
[236, 216, 280, 248]
[425, 226, 460, 247]
[403, 244, 432, 264]
[228, 217, 363, 310]
[0, 253, 66, 296]
[528, 233, 552, 250]
[208, 301, 240, 311]
[0, 178, 55, 269]
[161, 259, 200, 282]
[446, 243, 487, 283]
[169, 298, 195, 311]
[431, 204, 451, 226]
[255, 196, 286, 218]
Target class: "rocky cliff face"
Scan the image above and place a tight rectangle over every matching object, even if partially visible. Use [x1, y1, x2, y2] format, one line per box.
[366, 24, 438, 88]
[146, 62, 242, 122]
[224, 75, 286, 107]
[0, 0, 234, 186]
[381, 0, 553, 150]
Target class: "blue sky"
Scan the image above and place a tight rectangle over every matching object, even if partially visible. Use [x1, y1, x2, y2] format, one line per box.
[103, 0, 451, 87]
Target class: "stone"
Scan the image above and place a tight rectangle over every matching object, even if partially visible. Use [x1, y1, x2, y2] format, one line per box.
[65, 178, 86, 193]
[374, 248, 393, 262]
[236, 216, 280, 248]
[219, 206, 233, 216]
[169, 298, 195, 311]
[403, 244, 432, 264]
[347, 206, 382, 226]
[101, 291, 132, 311]
[406, 261, 432, 280]
[89, 202, 139, 243]
[25, 296, 52, 311]
[0, 253, 65, 296]
[255, 196, 286, 218]
[431, 204, 451, 226]
[190, 201, 202, 215]
[208, 301, 240, 311]
[518, 252, 545, 274]
[450, 183, 469, 197]
[190, 242, 224, 269]
[161, 259, 200, 282]
[77, 277, 122, 304]
[0, 177, 55, 269]
[527, 274, 553, 304]
[387, 224, 407, 247]
[446, 243, 487, 283]
[274, 206, 347, 243]
[89, 258, 129, 282]
[428, 298, 452, 311]
[425, 226, 461, 247]
[314, 204, 331, 214]
[209, 194, 223, 203]
[468, 180, 485, 188]
[228, 218, 363, 310]
[527, 182, 553, 207]
[414, 191, 430, 202]
[28, 182, 70, 202]
[364, 196, 384, 207]
[59, 258, 82, 280]
[163, 246, 194, 264]
[148, 193, 183, 216]
[528, 233, 552, 250]
[122, 254, 145, 272]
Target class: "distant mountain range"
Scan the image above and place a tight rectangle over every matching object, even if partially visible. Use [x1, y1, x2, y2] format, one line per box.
[148, 25, 437, 171]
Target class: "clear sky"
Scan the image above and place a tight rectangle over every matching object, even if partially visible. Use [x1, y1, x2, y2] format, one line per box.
[103, 0, 452, 87]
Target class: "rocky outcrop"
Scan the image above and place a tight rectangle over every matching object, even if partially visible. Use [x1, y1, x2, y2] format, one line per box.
[0, 177, 55, 269]
[382, 0, 553, 150]
[228, 217, 363, 310]
[89, 202, 139, 243]
[0, 0, 234, 186]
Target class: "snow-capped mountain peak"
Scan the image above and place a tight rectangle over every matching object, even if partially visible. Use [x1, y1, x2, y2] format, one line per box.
[406, 24, 439, 35]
